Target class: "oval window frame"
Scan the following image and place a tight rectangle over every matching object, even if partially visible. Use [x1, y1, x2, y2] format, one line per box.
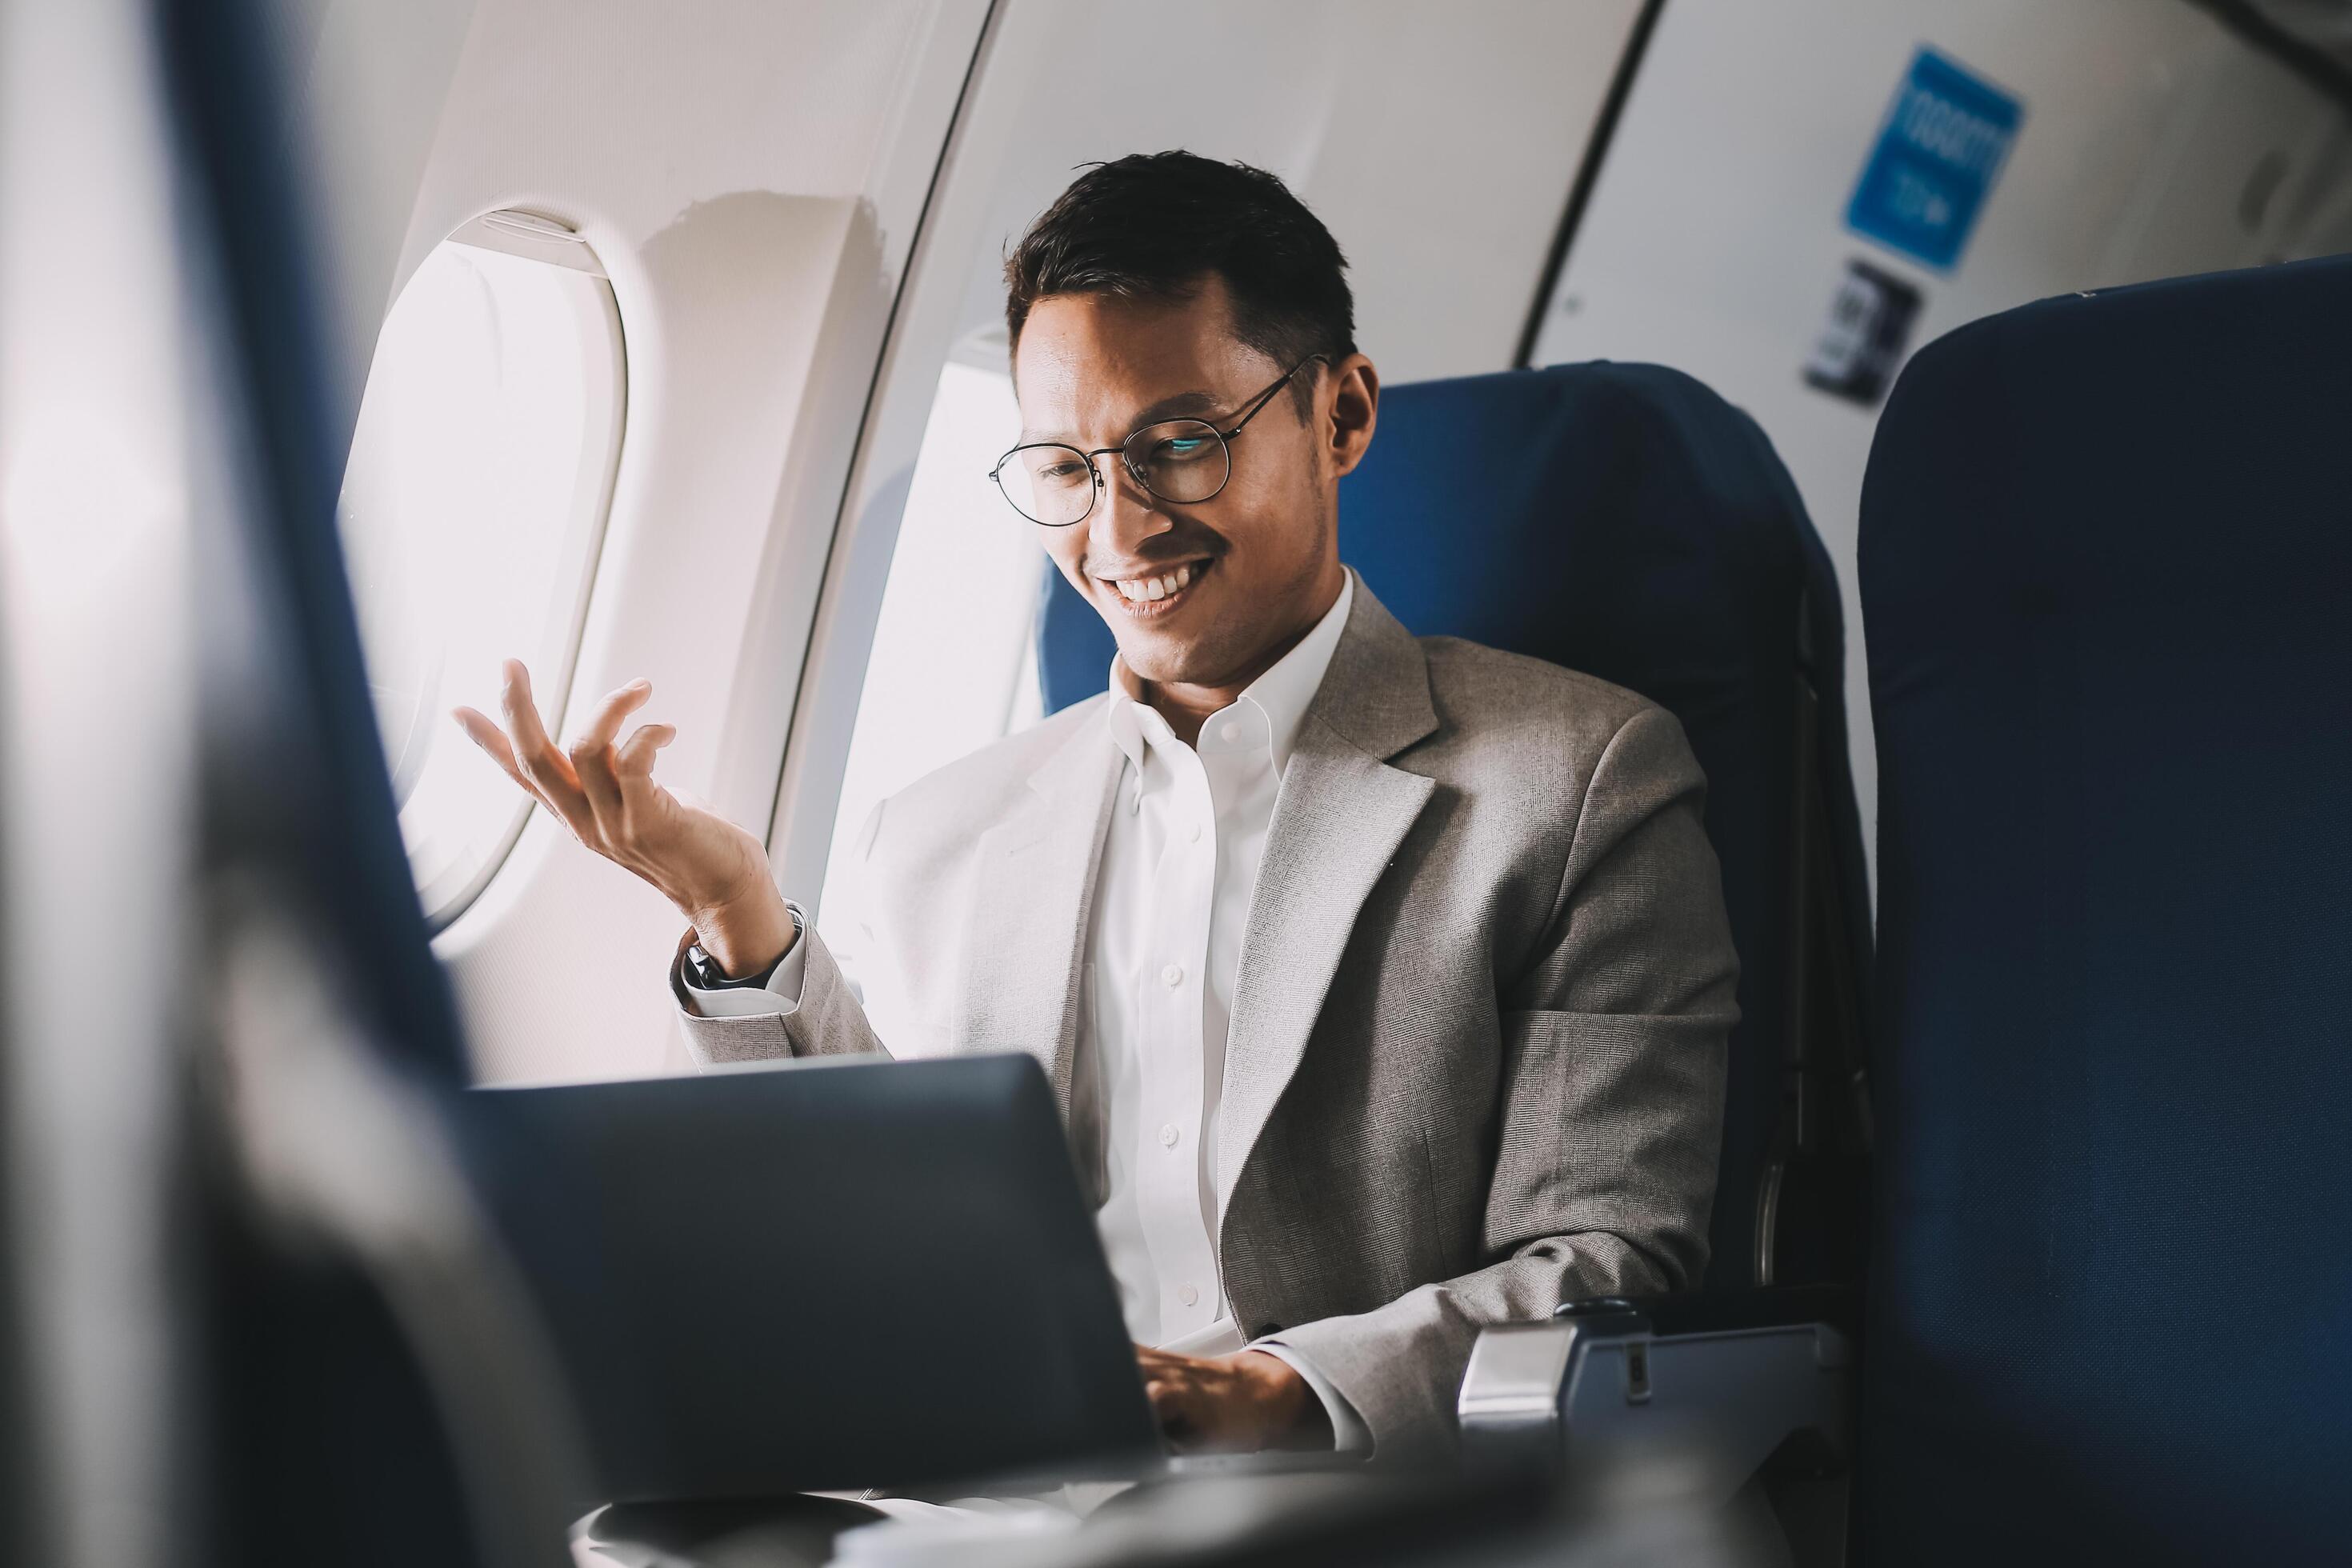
[338, 208, 629, 930]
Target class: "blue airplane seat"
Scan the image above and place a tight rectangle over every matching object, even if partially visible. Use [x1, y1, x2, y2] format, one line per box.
[1857, 252, 2352, 1562]
[1038, 361, 1874, 1290]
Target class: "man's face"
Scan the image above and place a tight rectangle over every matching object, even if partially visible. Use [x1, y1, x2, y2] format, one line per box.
[1010, 276, 1352, 691]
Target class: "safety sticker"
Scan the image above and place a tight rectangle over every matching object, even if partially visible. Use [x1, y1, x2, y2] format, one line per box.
[1846, 46, 2023, 272]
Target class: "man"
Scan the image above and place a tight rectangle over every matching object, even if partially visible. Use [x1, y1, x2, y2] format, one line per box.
[459, 150, 1738, 1465]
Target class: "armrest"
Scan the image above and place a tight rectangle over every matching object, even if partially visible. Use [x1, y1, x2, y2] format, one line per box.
[1457, 1288, 1854, 1514]
[1621, 1282, 1860, 1338]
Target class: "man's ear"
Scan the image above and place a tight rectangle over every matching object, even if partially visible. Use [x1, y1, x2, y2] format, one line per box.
[1323, 353, 1379, 479]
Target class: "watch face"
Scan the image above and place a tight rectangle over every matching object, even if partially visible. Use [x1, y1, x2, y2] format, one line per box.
[693, 945, 751, 987]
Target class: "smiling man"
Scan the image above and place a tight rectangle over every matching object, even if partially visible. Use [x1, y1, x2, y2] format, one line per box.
[461, 150, 1738, 1463]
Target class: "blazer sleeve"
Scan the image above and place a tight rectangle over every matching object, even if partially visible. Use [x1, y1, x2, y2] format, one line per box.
[1266, 705, 1738, 1462]
[668, 922, 890, 1066]
[668, 802, 895, 1067]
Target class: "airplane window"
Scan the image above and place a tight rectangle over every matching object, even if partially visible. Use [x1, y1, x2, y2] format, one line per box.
[822, 357, 1038, 913]
[336, 221, 625, 923]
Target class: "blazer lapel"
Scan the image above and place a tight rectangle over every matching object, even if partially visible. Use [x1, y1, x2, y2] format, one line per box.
[955, 709, 1121, 1124]
[1217, 586, 1439, 1218]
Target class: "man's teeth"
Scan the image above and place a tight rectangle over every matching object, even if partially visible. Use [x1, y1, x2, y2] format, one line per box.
[1114, 563, 1198, 602]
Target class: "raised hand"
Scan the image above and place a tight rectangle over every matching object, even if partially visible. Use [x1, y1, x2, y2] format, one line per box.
[453, 660, 795, 977]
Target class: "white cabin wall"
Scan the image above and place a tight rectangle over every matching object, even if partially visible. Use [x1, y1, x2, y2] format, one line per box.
[1529, 0, 2352, 889]
[942, 0, 1653, 383]
[386, 0, 994, 1083]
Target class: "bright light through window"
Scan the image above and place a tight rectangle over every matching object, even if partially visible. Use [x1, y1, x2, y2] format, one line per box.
[338, 229, 624, 922]
[822, 359, 1040, 915]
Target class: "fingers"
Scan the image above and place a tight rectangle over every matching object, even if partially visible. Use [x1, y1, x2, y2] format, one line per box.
[1136, 1348, 1203, 1446]
[452, 706, 547, 806]
[614, 722, 678, 786]
[570, 680, 653, 819]
[1141, 1367, 1181, 1414]
[578, 678, 652, 750]
[1143, 1375, 1206, 1450]
[499, 660, 594, 834]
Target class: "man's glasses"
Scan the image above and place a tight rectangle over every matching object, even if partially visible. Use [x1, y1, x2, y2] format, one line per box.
[987, 354, 1326, 528]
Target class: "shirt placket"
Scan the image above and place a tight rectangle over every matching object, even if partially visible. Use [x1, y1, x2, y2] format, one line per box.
[1194, 706, 1271, 1251]
[1135, 731, 1222, 1338]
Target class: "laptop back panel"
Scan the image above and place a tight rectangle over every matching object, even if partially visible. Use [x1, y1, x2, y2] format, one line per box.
[458, 1053, 1160, 1498]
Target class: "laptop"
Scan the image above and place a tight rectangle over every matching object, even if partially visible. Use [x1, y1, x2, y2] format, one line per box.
[456, 1051, 1179, 1501]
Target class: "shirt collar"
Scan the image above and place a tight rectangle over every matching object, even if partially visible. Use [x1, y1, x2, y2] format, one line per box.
[1104, 568, 1356, 778]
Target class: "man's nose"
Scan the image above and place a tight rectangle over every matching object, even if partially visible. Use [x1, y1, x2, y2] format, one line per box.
[1089, 453, 1171, 557]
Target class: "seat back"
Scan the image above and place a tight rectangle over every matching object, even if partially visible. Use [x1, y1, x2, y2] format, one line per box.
[1039, 362, 1873, 1289]
[1857, 254, 2352, 1562]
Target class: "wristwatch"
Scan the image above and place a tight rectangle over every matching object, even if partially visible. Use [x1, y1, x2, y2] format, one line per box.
[683, 906, 799, 991]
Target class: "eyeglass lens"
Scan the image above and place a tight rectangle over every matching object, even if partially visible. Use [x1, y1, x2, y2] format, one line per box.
[997, 418, 1231, 527]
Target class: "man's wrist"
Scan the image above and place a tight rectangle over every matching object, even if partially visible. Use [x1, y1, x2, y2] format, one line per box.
[690, 890, 796, 980]
[1238, 1350, 1327, 1446]
[685, 928, 792, 990]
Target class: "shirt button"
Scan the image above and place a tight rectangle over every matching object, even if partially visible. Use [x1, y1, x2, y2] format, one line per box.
[1189, 822, 1204, 843]
[1178, 1284, 1200, 1307]
[1219, 721, 1242, 743]
[1159, 1122, 1180, 1149]
[1160, 962, 1183, 987]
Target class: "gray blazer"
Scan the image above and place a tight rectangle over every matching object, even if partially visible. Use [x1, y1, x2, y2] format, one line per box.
[675, 581, 1738, 1462]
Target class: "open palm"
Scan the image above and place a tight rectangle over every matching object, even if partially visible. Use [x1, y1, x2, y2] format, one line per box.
[454, 661, 790, 971]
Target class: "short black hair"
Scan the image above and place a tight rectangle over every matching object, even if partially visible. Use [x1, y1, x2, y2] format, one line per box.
[1004, 150, 1355, 410]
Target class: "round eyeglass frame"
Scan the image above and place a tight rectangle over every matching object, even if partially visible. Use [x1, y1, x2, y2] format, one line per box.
[986, 354, 1327, 528]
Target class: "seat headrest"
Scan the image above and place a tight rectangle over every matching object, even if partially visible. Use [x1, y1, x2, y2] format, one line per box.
[1334, 362, 1834, 734]
[1865, 254, 2352, 666]
[1042, 362, 1844, 731]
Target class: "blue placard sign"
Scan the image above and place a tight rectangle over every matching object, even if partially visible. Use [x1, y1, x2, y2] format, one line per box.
[1846, 46, 2023, 272]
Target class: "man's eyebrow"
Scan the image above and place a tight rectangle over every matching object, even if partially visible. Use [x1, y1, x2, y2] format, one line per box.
[1018, 386, 1228, 446]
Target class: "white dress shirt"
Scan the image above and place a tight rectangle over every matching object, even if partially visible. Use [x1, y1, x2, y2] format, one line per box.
[685, 571, 1367, 1450]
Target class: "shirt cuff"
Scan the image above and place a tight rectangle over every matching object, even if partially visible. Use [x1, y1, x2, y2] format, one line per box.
[1254, 1340, 1372, 1456]
[678, 902, 809, 1020]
